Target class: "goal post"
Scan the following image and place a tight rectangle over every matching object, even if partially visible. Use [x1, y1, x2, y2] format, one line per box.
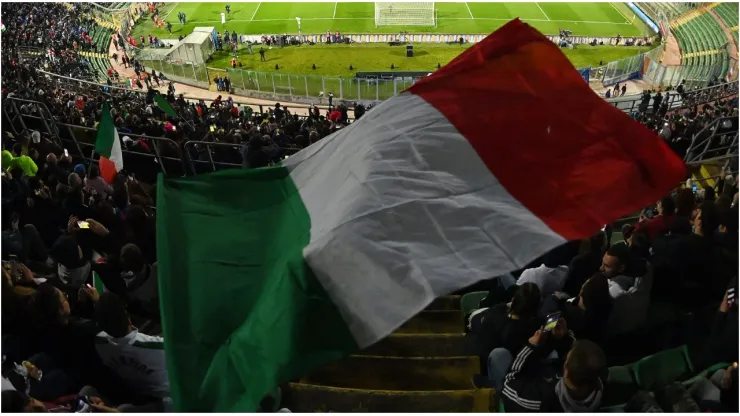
[375, 2, 436, 27]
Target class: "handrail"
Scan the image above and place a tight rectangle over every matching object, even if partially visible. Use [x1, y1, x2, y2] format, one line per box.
[685, 116, 739, 164]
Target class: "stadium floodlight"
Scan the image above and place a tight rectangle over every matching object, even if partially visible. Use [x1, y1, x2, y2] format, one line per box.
[375, 2, 436, 27]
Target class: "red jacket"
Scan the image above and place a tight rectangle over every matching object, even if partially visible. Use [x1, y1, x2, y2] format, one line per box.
[634, 215, 675, 240]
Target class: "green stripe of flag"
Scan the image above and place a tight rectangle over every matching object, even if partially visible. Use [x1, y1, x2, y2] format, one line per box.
[156, 168, 357, 412]
[154, 92, 179, 118]
[94, 102, 115, 157]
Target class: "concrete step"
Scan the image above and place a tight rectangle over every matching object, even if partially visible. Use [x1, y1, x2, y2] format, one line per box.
[396, 310, 464, 334]
[426, 295, 461, 311]
[302, 355, 479, 391]
[362, 333, 467, 357]
[283, 383, 494, 412]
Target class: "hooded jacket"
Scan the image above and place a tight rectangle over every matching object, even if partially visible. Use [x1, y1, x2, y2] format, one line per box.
[502, 332, 604, 412]
[606, 259, 651, 337]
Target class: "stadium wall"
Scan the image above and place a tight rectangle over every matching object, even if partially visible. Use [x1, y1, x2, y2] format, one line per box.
[626, 3, 661, 34]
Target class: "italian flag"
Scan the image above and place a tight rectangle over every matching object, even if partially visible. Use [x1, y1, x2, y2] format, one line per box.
[94, 102, 123, 183]
[128, 78, 135, 88]
[156, 19, 685, 412]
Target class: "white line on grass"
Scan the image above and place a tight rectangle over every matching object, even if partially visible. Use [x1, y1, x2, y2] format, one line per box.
[250, 2, 262, 21]
[535, 3, 550, 21]
[609, 2, 633, 24]
[333, 2, 338, 19]
[162, 2, 179, 21]
[465, 2, 474, 19]
[188, 17, 634, 25]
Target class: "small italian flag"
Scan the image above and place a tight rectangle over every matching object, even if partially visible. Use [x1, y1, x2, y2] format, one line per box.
[1, 22, 6, 32]
[94, 102, 123, 183]
[128, 78, 135, 88]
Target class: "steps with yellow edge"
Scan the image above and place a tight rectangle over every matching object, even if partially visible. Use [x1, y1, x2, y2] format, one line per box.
[283, 383, 494, 412]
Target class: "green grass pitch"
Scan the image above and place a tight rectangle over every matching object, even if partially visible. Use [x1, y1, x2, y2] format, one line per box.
[132, 2, 653, 78]
[135, 2, 650, 37]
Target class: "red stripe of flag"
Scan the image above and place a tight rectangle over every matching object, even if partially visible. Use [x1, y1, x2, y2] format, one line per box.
[408, 19, 685, 241]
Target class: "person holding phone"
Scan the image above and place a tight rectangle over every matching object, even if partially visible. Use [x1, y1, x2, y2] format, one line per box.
[502, 319, 607, 412]
[634, 195, 677, 241]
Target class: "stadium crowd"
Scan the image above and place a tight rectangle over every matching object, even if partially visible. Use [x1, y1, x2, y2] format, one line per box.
[1, 1, 738, 413]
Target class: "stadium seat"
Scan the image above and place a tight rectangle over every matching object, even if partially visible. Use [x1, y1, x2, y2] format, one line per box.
[460, 291, 488, 316]
[632, 345, 693, 390]
[282, 383, 495, 412]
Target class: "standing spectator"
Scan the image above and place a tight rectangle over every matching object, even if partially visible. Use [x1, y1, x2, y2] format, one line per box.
[259, 47, 266, 62]
[10, 143, 38, 177]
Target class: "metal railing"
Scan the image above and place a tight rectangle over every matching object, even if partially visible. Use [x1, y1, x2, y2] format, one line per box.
[605, 81, 738, 113]
[685, 116, 739, 164]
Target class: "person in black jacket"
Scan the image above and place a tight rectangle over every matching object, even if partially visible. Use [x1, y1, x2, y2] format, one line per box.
[544, 273, 613, 346]
[562, 231, 607, 297]
[502, 321, 607, 412]
[468, 283, 542, 390]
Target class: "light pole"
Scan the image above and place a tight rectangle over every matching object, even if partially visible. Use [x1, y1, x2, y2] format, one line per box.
[296, 17, 301, 38]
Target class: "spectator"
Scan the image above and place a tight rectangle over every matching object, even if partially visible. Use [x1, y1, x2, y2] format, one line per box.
[562, 231, 607, 298]
[600, 243, 650, 336]
[84, 165, 114, 199]
[116, 243, 159, 318]
[550, 273, 613, 345]
[515, 249, 570, 299]
[93, 292, 169, 400]
[468, 283, 542, 390]
[10, 143, 38, 177]
[502, 322, 607, 412]
[633, 195, 676, 240]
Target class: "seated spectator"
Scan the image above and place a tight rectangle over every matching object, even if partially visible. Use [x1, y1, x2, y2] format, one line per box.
[516, 250, 569, 299]
[32, 283, 101, 385]
[468, 283, 542, 390]
[562, 231, 607, 298]
[84, 165, 113, 200]
[49, 235, 91, 288]
[633, 195, 676, 240]
[93, 292, 169, 400]
[118, 243, 159, 318]
[2, 385, 122, 412]
[690, 364, 738, 412]
[599, 243, 651, 336]
[545, 273, 613, 345]
[502, 321, 607, 412]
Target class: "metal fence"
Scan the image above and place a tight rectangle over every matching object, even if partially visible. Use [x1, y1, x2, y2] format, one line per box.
[225, 68, 418, 102]
[605, 81, 738, 113]
[141, 59, 210, 89]
[685, 116, 739, 165]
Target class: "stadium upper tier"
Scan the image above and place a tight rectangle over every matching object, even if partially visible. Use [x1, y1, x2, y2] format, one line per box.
[635, 2, 693, 19]
[669, 5, 734, 81]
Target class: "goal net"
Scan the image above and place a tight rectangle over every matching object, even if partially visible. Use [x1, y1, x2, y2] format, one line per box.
[375, 2, 436, 27]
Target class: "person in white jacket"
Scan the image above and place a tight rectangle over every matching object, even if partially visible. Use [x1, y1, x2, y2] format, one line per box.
[599, 243, 652, 336]
[93, 292, 169, 400]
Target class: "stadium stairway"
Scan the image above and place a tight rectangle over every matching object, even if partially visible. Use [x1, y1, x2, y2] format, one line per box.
[282, 295, 499, 412]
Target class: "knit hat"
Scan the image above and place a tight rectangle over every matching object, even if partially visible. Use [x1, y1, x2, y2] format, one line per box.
[74, 164, 86, 175]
